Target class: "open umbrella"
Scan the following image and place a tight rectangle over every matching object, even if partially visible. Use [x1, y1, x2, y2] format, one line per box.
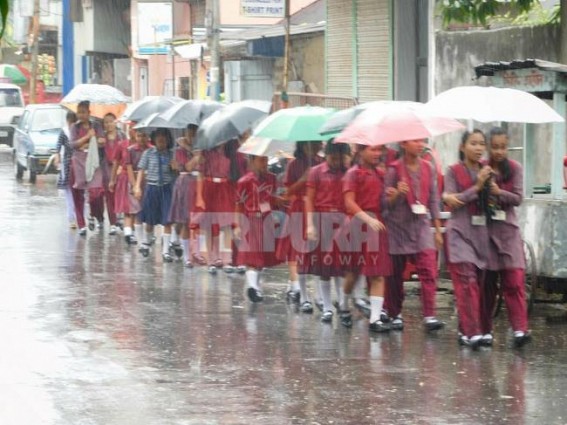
[425, 86, 565, 123]
[61, 83, 131, 119]
[195, 100, 272, 150]
[159, 100, 224, 128]
[133, 112, 171, 130]
[253, 106, 334, 142]
[335, 103, 465, 146]
[120, 96, 184, 122]
[238, 136, 294, 158]
[319, 101, 422, 137]
[0, 64, 27, 85]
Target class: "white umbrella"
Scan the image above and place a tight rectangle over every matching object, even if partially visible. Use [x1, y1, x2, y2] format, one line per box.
[425, 86, 564, 123]
[120, 96, 184, 122]
[238, 136, 294, 158]
[61, 83, 131, 104]
[133, 112, 170, 130]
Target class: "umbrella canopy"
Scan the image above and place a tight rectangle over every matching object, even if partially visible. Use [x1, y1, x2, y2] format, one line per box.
[0, 64, 27, 85]
[425, 86, 565, 123]
[335, 103, 465, 146]
[133, 112, 171, 130]
[253, 106, 334, 142]
[238, 136, 294, 158]
[319, 101, 422, 137]
[120, 96, 184, 122]
[195, 100, 272, 150]
[61, 84, 131, 119]
[159, 100, 224, 128]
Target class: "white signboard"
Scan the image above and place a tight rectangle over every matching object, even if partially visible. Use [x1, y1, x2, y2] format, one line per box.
[137, 2, 173, 55]
[241, 0, 285, 18]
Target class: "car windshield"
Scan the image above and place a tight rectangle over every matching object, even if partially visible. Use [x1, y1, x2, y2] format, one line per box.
[0, 89, 24, 107]
[30, 108, 66, 131]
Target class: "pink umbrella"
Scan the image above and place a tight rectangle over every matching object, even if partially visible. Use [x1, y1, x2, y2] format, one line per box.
[334, 103, 465, 146]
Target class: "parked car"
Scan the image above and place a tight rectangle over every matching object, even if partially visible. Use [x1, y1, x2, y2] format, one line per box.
[0, 83, 25, 147]
[13, 104, 67, 183]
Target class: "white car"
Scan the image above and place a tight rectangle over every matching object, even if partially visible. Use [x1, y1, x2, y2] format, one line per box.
[0, 83, 25, 147]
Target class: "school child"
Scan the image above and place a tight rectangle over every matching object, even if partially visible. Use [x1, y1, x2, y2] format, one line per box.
[69, 100, 105, 236]
[134, 128, 176, 262]
[277, 141, 324, 309]
[443, 130, 491, 349]
[111, 129, 151, 245]
[233, 154, 280, 302]
[56, 111, 78, 229]
[168, 126, 202, 267]
[303, 142, 351, 322]
[196, 139, 247, 273]
[340, 144, 392, 333]
[384, 139, 445, 332]
[90, 113, 126, 235]
[480, 127, 531, 348]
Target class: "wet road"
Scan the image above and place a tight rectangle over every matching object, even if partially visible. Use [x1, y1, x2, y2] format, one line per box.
[1, 149, 567, 425]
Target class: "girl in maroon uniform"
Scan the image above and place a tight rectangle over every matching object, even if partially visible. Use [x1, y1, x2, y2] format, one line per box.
[304, 142, 351, 322]
[111, 129, 151, 245]
[278, 141, 323, 308]
[234, 155, 280, 302]
[443, 130, 491, 349]
[340, 144, 392, 333]
[480, 127, 531, 348]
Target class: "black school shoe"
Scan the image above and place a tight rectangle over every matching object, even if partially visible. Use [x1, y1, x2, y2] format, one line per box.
[339, 310, 353, 328]
[125, 235, 138, 245]
[286, 290, 300, 305]
[424, 318, 445, 332]
[247, 287, 264, 303]
[369, 320, 391, 333]
[300, 301, 314, 314]
[513, 332, 532, 348]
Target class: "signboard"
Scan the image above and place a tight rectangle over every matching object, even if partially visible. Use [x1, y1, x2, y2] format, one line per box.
[137, 2, 173, 55]
[241, 0, 285, 18]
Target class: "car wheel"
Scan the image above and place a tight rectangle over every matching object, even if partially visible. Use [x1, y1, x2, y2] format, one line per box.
[14, 154, 23, 180]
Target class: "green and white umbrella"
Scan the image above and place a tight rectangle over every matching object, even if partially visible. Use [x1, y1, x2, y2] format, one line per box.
[0, 64, 27, 85]
[253, 106, 334, 142]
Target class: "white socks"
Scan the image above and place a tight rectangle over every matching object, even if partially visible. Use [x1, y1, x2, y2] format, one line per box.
[354, 275, 366, 299]
[143, 228, 153, 245]
[246, 269, 260, 290]
[181, 239, 190, 262]
[341, 293, 351, 311]
[369, 296, 385, 323]
[333, 276, 344, 308]
[124, 226, 133, 237]
[162, 234, 171, 255]
[135, 224, 143, 242]
[298, 275, 309, 303]
[291, 280, 300, 292]
[320, 280, 332, 312]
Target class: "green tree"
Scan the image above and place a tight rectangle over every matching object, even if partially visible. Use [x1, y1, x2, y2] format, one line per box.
[0, 0, 8, 39]
[440, 0, 567, 64]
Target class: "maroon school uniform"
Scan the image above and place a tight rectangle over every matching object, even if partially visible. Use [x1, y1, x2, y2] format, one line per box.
[384, 159, 440, 318]
[300, 162, 348, 279]
[343, 164, 392, 277]
[277, 156, 323, 262]
[114, 142, 149, 215]
[480, 159, 528, 334]
[236, 171, 279, 269]
[201, 148, 237, 229]
[168, 147, 197, 224]
[444, 162, 490, 338]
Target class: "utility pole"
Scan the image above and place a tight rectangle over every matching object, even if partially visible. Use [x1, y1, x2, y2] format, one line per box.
[30, 0, 41, 104]
[171, 0, 176, 97]
[206, 0, 220, 101]
[281, 0, 291, 109]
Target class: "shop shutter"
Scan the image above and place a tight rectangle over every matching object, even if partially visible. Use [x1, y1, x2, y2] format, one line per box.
[326, 0, 354, 97]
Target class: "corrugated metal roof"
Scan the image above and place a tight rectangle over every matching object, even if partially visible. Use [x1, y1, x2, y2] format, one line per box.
[475, 59, 567, 78]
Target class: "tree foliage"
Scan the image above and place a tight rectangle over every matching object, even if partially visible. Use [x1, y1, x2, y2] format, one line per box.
[0, 0, 8, 39]
[440, 0, 541, 26]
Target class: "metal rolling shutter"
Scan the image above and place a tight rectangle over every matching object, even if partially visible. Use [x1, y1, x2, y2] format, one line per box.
[356, 0, 391, 102]
[326, 0, 354, 97]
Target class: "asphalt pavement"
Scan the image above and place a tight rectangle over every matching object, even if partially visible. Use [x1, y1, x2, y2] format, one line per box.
[1, 147, 567, 425]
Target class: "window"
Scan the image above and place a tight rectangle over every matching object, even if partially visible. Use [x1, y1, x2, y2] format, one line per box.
[0, 89, 24, 107]
[30, 109, 66, 131]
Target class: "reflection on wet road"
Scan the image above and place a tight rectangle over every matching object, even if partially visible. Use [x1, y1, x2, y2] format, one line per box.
[1, 150, 567, 425]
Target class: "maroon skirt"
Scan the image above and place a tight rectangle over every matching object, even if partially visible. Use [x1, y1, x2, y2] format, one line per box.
[347, 214, 392, 277]
[297, 210, 350, 278]
[237, 212, 280, 269]
[276, 199, 306, 263]
[196, 179, 235, 229]
[114, 172, 141, 214]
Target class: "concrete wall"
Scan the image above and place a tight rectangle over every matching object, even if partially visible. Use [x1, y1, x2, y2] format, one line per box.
[273, 33, 325, 93]
[433, 24, 562, 188]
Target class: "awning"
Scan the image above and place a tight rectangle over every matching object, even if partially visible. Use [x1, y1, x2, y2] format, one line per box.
[174, 43, 206, 60]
